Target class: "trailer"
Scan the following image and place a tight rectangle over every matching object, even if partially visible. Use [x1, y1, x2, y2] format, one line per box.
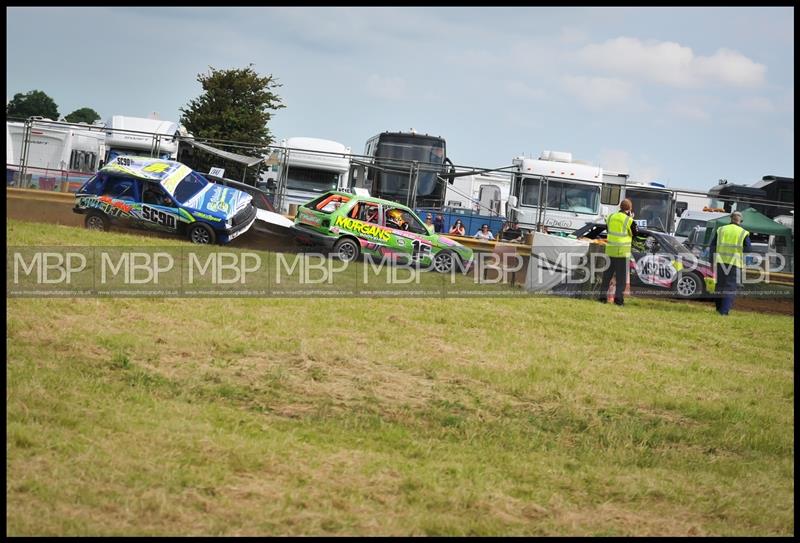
[104, 115, 180, 164]
[271, 137, 352, 214]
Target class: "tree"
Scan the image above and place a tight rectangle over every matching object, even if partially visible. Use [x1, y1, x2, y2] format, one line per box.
[65, 107, 101, 124]
[6, 90, 60, 120]
[179, 64, 285, 184]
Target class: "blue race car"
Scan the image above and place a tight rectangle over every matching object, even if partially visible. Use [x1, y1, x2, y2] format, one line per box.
[73, 156, 257, 244]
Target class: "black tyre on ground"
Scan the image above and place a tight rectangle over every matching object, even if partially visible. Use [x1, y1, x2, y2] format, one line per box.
[188, 223, 217, 245]
[673, 272, 703, 299]
[432, 250, 456, 273]
[84, 211, 110, 232]
[333, 237, 360, 262]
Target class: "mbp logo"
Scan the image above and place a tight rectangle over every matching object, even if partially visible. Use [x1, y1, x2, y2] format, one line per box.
[13, 251, 87, 284]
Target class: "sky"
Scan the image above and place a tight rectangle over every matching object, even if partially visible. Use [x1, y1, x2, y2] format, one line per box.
[6, 6, 794, 191]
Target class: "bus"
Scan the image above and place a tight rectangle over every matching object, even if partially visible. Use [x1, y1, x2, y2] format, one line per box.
[357, 130, 449, 208]
[751, 175, 793, 218]
[707, 180, 769, 215]
[622, 182, 676, 233]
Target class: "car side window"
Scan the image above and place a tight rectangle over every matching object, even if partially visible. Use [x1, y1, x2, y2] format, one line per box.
[80, 174, 104, 195]
[385, 207, 427, 234]
[142, 183, 174, 207]
[104, 176, 138, 201]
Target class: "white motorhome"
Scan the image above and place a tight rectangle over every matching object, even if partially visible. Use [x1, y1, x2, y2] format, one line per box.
[7, 119, 107, 189]
[444, 169, 512, 217]
[673, 190, 711, 218]
[272, 136, 351, 213]
[507, 151, 610, 232]
[104, 115, 180, 164]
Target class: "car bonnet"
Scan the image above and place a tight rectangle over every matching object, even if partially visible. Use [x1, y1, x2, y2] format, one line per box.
[183, 183, 253, 220]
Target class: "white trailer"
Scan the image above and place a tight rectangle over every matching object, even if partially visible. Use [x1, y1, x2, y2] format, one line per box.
[507, 150, 610, 233]
[444, 169, 512, 217]
[273, 136, 351, 213]
[104, 115, 180, 164]
[7, 119, 106, 178]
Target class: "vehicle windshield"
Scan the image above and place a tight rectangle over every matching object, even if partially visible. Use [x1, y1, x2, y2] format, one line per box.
[375, 136, 445, 197]
[657, 233, 694, 255]
[520, 176, 600, 214]
[286, 166, 340, 193]
[170, 171, 209, 204]
[626, 188, 672, 232]
[675, 218, 705, 237]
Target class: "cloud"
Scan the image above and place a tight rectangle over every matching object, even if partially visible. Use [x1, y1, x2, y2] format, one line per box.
[561, 76, 643, 111]
[669, 103, 711, 121]
[365, 75, 408, 101]
[736, 96, 775, 113]
[598, 149, 662, 183]
[559, 26, 588, 44]
[575, 37, 766, 88]
[502, 80, 546, 101]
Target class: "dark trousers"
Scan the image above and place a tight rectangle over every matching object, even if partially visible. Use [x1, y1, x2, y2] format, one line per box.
[715, 264, 741, 315]
[600, 256, 628, 304]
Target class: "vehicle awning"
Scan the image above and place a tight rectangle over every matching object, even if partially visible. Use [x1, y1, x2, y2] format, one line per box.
[180, 138, 264, 168]
[701, 207, 793, 245]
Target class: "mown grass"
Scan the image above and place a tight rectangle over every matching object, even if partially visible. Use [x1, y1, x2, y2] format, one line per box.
[5, 219, 795, 535]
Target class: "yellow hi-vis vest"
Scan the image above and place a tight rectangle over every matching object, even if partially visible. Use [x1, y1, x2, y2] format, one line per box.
[715, 223, 749, 268]
[605, 211, 633, 258]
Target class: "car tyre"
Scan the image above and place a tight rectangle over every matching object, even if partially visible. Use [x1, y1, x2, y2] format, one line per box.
[432, 250, 456, 273]
[85, 211, 110, 232]
[188, 222, 216, 245]
[333, 237, 360, 262]
[674, 272, 703, 299]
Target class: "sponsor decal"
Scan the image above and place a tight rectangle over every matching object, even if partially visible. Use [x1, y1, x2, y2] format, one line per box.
[299, 209, 322, 227]
[77, 196, 127, 218]
[193, 211, 222, 222]
[334, 215, 391, 242]
[206, 187, 232, 215]
[635, 254, 677, 287]
[142, 205, 178, 230]
[97, 195, 133, 214]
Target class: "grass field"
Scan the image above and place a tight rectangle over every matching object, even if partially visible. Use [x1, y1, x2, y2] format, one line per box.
[6, 219, 795, 536]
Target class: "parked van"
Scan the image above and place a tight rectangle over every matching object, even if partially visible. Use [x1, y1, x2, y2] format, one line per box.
[673, 210, 728, 243]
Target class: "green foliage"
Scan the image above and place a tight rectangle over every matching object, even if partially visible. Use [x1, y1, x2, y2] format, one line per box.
[6, 90, 60, 120]
[64, 107, 101, 124]
[179, 65, 285, 183]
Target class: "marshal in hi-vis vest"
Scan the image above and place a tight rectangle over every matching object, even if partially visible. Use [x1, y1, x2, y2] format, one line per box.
[715, 223, 749, 268]
[605, 211, 633, 258]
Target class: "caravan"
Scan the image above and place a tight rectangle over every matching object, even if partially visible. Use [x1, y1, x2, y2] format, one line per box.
[6, 119, 106, 190]
[270, 137, 352, 214]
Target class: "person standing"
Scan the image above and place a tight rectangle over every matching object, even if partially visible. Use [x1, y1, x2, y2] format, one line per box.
[433, 213, 445, 233]
[708, 211, 751, 316]
[599, 199, 641, 306]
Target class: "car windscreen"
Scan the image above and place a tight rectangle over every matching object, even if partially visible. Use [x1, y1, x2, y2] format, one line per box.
[657, 233, 694, 255]
[170, 171, 209, 204]
[675, 219, 705, 237]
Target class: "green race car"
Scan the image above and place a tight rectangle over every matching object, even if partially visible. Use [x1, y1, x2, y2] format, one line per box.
[292, 191, 473, 272]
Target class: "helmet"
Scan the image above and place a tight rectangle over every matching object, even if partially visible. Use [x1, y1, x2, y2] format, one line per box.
[387, 209, 404, 224]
